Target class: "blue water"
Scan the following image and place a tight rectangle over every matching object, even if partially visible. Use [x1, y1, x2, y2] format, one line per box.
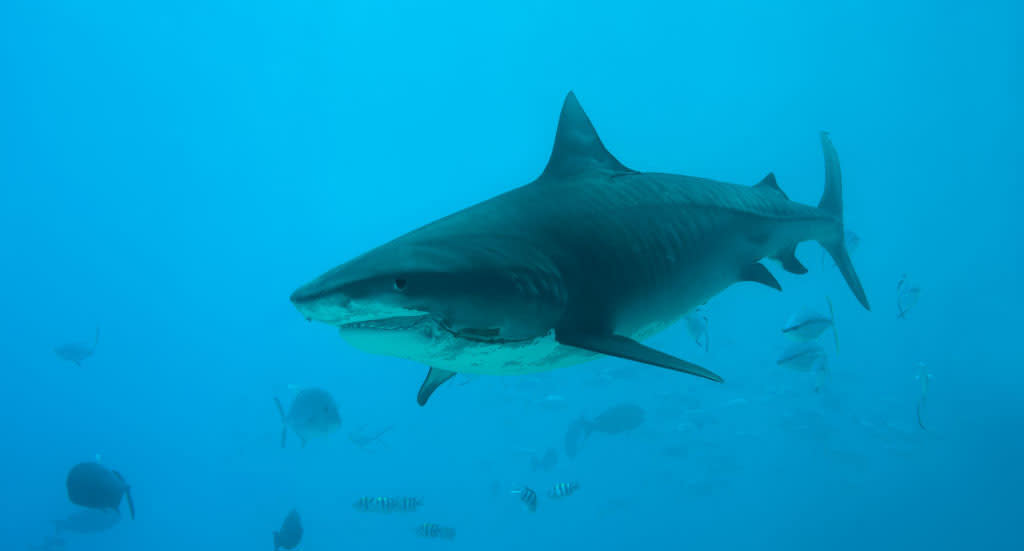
[2, 1, 1021, 549]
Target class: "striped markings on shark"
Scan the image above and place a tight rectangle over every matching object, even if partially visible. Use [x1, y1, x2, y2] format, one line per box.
[290, 92, 870, 406]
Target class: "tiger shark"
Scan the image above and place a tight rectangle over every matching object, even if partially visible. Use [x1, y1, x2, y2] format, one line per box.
[290, 92, 870, 406]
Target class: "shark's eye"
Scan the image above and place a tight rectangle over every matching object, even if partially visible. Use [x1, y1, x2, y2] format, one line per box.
[394, 278, 407, 291]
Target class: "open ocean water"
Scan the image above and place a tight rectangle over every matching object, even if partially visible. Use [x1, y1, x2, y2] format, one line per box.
[1, 1, 1021, 550]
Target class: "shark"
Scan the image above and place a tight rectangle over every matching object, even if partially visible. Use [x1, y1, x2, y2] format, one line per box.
[290, 92, 870, 406]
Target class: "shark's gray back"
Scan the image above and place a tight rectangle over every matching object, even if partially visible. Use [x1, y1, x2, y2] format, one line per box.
[396, 169, 832, 338]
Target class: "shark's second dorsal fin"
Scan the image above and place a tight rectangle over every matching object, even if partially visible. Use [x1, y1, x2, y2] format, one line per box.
[754, 173, 788, 199]
[541, 92, 631, 179]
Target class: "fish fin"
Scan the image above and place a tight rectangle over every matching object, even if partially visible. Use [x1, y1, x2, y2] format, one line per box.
[817, 132, 870, 310]
[123, 485, 135, 520]
[417, 367, 457, 406]
[739, 262, 782, 291]
[555, 331, 723, 382]
[541, 92, 631, 179]
[827, 296, 840, 353]
[754, 172, 789, 199]
[274, 397, 288, 448]
[773, 246, 808, 275]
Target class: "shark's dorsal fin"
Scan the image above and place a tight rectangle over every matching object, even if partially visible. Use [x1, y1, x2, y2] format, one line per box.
[541, 92, 631, 179]
[754, 172, 788, 199]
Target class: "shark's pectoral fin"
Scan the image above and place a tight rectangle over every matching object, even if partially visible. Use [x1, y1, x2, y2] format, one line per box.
[417, 367, 457, 406]
[555, 332, 723, 383]
[773, 246, 808, 275]
[740, 262, 782, 290]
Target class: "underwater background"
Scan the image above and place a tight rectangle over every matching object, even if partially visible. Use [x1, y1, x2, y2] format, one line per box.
[1, 0, 1021, 549]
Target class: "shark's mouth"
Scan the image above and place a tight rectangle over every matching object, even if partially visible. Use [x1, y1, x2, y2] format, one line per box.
[339, 315, 533, 344]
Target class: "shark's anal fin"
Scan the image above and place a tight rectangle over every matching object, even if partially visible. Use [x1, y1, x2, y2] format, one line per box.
[555, 332, 723, 383]
[417, 367, 457, 406]
[774, 246, 808, 274]
[740, 262, 782, 290]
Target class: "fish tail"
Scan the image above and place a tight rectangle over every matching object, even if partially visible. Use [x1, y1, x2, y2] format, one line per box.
[916, 401, 927, 430]
[817, 133, 870, 311]
[827, 296, 839, 353]
[273, 397, 287, 448]
[124, 485, 135, 520]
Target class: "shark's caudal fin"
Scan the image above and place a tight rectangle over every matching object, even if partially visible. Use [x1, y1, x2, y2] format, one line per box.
[818, 132, 870, 310]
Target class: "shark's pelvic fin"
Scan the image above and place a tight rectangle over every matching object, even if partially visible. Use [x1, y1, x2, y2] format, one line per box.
[541, 92, 632, 179]
[774, 246, 808, 274]
[740, 262, 782, 290]
[417, 367, 457, 406]
[754, 172, 788, 198]
[817, 132, 870, 310]
[555, 332, 723, 383]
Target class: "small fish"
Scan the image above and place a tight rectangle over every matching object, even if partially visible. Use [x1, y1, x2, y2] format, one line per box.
[896, 274, 921, 319]
[781, 297, 839, 351]
[273, 509, 302, 551]
[65, 462, 135, 520]
[511, 486, 538, 512]
[54, 327, 99, 367]
[776, 342, 828, 372]
[548, 482, 580, 499]
[273, 387, 342, 448]
[348, 425, 393, 449]
[684, 307, 710, 351]
[530, 448, 558, 472]
[565, 404, 645, 458]
[352, 496, 423, 513]
[915, 361, 932, 430]
[416, 522, 456, 540]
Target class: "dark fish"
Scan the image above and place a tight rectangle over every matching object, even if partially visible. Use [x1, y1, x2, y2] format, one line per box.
[565, 404, 645, 458]
[54, 327, 99, 367]
[352, 496, 422, 513]
[776, 342, 827, 372]
[273, 509, 302, 551]
[896, 274, 921, 319]
[548, 481, 580, 499]
[54, 508, 120, 534]
[274, 387, 342, 448]
[684, 307, 709, 351]
[416, 522, 456, 540]
[65, 462, 134, 520]
[511, 486, 538, 512]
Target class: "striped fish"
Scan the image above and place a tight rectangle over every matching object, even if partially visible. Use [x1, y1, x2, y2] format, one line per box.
[416, 522, 456, 540]
[548, 482, 580, 498]
[352, 496, 422, 513]
[511, 486, 538, 512]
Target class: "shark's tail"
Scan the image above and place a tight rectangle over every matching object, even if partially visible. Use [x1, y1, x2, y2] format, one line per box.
[817, 132, 870, 311]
